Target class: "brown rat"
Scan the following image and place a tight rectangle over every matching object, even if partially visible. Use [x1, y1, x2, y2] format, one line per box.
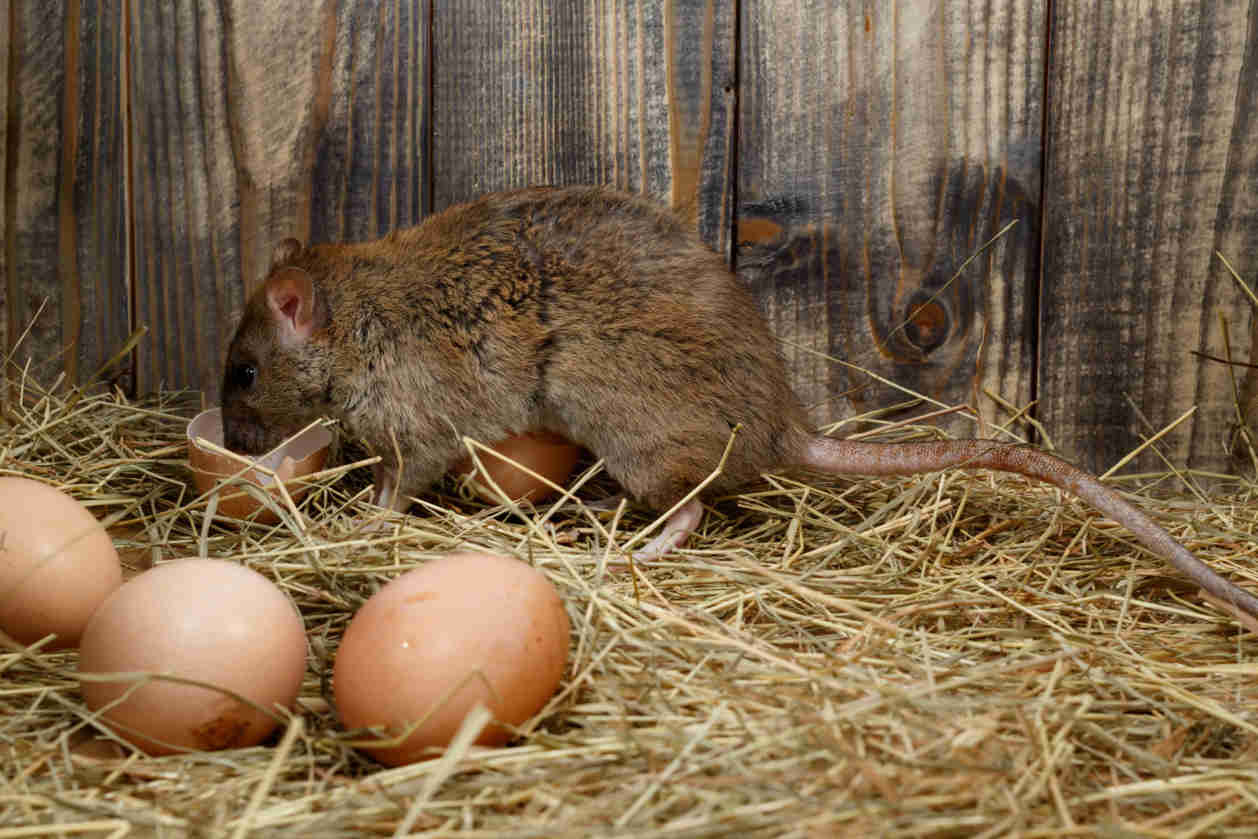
[221, 185, 1258, 622]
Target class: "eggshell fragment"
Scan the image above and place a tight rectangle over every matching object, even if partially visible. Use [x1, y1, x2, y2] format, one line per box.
[77, 559, 308, 755]
[333, 551, 570, 765]
[186, 407, 333, 522]
[451, 431, 582, 503]
[0, 476, 122, 649]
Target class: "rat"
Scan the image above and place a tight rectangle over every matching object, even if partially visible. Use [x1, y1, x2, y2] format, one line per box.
[220, 184, 1258, 623]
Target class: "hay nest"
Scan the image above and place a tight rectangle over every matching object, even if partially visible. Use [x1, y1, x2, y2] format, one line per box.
[3, 367, 1258, 838]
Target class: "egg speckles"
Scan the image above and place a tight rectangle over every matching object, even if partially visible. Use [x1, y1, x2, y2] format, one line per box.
[333, 551, 570, 765]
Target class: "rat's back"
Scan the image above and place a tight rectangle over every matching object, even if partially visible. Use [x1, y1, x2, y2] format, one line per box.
[481, 186, 813, 508]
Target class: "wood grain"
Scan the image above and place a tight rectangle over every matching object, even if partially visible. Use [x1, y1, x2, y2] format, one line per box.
[1231, 8, 1258, 475]
[71, 0, 129, 388]
[0, 0, 8, 374]
[736, 0, 1045, 437]
[128, 0, 428, 397]
[1042, 0, 1258, 475]
[308, 0, 429, 245]
[430, 0, 736, 252]
[4, 0, 127, 388]
[5, 0, 63, 382]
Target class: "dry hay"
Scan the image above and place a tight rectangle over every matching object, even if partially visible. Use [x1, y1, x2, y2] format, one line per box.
[3, 366, 1258, 839]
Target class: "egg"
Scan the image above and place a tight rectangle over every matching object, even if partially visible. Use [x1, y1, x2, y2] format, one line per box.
[333, 551, 570, 765]
[0, 476, 122, 649]
[451, 431, 582, 503]
[77, 559, 308, 755]
[186, 407, 333, 522]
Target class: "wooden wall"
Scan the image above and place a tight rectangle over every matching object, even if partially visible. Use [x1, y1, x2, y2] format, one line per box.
[4, 0, 1258, 477]
[1043, 2, 1258, 477]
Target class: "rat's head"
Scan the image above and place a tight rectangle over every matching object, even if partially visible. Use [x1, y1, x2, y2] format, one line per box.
[221, 239, 334, 454]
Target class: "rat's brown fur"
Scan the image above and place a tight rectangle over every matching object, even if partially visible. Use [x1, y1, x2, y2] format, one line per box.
[222, 185, 1258, 623]
[223, 186, 809, 511]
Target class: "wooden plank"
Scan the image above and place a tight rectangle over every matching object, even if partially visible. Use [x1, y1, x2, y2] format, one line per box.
[1043, 0, 1258, 475]
[1230, 10, 1258, 475]
[736, 1, 1045, 437]
[128, 0, 428, 397]
[5, 0, 127, 388]
[5, 0, 63, 381]
[309, 0, 429, 245]
[430, 0, 736, 253]
[0, 0, 8, 376]
[71, 0, 129, 388]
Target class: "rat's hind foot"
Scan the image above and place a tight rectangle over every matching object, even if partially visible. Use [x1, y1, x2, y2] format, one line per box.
[630, 498, 704, 563]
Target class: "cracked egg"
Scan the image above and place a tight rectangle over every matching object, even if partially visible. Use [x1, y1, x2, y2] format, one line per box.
[186, 407, 333, 522]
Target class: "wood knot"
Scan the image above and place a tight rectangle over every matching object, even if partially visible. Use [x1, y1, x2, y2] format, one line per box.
[901, 290, 950, 354]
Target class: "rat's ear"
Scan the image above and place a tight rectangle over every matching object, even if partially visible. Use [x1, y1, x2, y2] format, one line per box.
[270, 237, 304, 270]
[265, 267, 323, 347]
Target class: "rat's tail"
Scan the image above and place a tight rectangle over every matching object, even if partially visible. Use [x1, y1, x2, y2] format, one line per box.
[804, 436, 1258, 622]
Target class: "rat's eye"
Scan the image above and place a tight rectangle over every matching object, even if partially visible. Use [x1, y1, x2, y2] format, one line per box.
[227, 362, 257, 391]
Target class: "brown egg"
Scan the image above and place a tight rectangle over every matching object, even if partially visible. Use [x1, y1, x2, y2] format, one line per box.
[0, 476, 122, 649]
[333, 551, 570, 765]
[186, 407, 333, 522]
[77, 559, 308, 755]
[451, 431, 582, 503]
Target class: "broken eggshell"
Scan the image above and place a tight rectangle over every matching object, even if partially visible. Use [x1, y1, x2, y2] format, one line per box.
[186, 408, 333, 522]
